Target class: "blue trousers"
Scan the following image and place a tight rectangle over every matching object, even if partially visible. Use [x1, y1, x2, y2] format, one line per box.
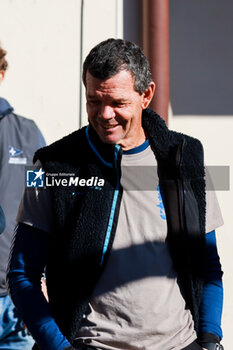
[0, 294, 34, 350]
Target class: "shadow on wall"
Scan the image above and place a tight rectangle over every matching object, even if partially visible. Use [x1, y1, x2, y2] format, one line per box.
[170, 0, 233, 116]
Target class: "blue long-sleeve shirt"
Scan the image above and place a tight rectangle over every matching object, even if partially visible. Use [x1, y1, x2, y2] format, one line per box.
[7, 224, 71, 350]
[199, 230, 223, 339]
[7, 224, 223, 349]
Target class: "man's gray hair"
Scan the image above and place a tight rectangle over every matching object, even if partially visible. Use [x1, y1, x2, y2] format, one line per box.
[82, 38, 152, 95]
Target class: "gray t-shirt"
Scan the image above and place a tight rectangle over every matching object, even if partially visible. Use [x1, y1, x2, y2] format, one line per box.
[17, 145, 223, 350]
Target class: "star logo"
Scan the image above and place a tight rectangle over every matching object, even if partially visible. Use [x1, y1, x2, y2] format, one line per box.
[9, 146, 23, 157]
[33, 168, 45, 181]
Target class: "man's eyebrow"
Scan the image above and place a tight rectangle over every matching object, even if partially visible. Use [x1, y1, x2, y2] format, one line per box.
[113, 98, 129, 103]
[87, 95, 129, 103]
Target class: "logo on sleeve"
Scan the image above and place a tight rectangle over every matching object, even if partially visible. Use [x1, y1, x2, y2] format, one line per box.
[8, 146, 27, 164]
[9, 146, 23, 157]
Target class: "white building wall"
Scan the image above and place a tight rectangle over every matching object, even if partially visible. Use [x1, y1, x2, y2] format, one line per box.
[0, 0, 80, 144]
[0, 0, 123, 144]
[79, 0, 123, 126]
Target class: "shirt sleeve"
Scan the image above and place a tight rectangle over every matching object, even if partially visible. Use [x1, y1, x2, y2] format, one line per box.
[205, 190, 224, 233]
[38, 129, 46, 148]
[199, 230, 223, 340]
[205, 166, 224, 233]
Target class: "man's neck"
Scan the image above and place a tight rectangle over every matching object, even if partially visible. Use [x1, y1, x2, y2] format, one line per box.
[118, 128, 146, 151]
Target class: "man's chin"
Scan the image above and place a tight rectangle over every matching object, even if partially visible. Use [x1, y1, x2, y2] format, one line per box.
[93, 125, 124, 145]
[99, 135, 119, 145]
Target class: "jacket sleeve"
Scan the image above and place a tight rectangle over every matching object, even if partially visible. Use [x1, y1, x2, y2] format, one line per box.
[198, 230, 223, 341]
[7, 223, 71, 350]
[37, 128, 46, 148]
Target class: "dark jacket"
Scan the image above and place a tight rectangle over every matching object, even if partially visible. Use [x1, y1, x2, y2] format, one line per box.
[0, 97, 45, 295]
[35, 108, 206, 343]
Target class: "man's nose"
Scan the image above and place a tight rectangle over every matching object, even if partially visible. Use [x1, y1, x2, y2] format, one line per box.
[99, 105, 115, 120]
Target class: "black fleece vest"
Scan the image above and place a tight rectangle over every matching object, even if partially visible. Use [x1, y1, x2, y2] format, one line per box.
[34, 108, 206, 342]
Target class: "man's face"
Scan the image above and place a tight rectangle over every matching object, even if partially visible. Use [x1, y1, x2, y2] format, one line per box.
[86, 70, 154, 150]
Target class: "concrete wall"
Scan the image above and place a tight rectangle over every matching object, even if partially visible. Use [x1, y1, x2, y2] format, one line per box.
[79, 0, 123, 126]
[0, 0, 80, 144]
[0, 0, 123, 144]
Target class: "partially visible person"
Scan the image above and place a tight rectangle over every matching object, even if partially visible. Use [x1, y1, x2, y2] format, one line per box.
[0, 44, 46, 349]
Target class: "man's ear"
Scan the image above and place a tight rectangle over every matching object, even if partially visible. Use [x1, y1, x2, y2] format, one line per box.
[0, 70, 5, 83]
[141, 82, 156, 109]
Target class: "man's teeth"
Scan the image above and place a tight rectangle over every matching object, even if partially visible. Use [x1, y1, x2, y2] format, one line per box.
[103, 125, 117, 129]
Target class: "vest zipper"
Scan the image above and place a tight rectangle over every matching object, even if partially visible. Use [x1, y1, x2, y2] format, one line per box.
[176, 139, 185, 234]
[100, 144, 121, 266]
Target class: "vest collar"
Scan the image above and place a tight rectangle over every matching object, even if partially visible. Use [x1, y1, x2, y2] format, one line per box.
[142, 108, 179, 159]
[86, 125, 118, 168]
[86, 108, 171, 167]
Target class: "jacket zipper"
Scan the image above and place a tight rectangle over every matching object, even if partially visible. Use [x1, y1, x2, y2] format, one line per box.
[100, 144, 121, 266]
[176, 139, 185, 234]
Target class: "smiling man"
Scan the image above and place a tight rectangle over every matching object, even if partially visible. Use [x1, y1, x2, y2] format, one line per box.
[7, 39, 224, 350]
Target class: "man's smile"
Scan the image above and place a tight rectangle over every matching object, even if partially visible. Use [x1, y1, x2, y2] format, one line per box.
[100, 123, 119, 130]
